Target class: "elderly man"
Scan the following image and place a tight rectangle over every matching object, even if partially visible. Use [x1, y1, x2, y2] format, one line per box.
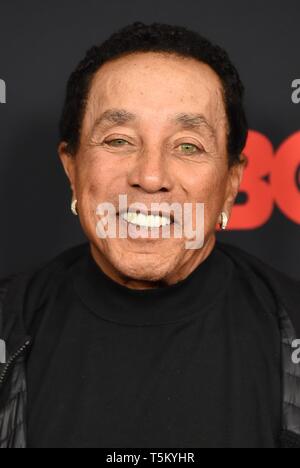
[0, 22, 299, 449]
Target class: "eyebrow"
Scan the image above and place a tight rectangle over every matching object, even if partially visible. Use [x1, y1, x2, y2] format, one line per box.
[91, 109, 137, 133]
[91, 108, 216, 142]
[171, 112, 217, 142]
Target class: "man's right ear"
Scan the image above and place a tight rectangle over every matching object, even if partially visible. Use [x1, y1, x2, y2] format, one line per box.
[58, 141, 76, 191]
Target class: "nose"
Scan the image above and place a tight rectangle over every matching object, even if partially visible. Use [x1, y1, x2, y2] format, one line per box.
[127, 147, 174, 194]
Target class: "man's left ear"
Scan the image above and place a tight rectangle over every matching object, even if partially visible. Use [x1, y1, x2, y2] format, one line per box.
[223, 153, 246, 217]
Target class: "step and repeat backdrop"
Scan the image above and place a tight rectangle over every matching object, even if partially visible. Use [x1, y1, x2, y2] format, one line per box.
[0, 0, 299, 279]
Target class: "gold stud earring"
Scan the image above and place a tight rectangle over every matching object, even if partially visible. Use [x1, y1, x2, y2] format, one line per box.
[71, 199, 78, 216]
[220, 212, 228, 230]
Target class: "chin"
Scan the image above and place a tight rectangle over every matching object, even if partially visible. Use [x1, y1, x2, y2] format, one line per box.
[112, 252, 173, 283]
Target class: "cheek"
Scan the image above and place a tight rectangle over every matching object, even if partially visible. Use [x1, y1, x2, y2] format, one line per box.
[76, 158, 110, 203]
[75, 158, 123, 232]
[79, 178, 102, 205]
[184, 164, 228, 230]
[185, 163, 226, 203]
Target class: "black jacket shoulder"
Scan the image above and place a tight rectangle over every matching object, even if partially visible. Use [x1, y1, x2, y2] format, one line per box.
[0, 243, 90, 346]
[217, 241, 300, 336]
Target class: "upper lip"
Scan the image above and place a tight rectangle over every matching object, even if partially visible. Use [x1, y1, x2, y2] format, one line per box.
[118, 208, 175, 223]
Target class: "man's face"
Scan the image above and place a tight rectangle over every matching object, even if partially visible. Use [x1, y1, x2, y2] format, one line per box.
[60, 52, 243, 285]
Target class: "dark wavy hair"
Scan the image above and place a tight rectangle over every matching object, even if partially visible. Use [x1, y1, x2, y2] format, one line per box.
[59, 22, 248, 166]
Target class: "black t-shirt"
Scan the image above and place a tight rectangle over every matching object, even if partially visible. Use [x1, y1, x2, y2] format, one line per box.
[25, 243, 281, 448]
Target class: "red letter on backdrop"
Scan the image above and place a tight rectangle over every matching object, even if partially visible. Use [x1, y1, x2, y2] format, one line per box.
[271, 131, 300, 224]
[230, 130, 274, 230]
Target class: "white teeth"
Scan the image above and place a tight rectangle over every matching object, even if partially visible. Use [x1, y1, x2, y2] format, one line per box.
[121, 212, 171, 228]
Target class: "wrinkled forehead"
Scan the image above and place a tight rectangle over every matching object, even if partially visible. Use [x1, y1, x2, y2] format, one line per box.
[82, 52, 227, 135]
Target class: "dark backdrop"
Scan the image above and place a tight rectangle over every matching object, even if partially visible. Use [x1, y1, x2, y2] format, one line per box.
[0, 0, 299, 280]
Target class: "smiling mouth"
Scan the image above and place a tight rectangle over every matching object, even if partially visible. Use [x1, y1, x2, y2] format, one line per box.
[119, 210, 174, 228]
